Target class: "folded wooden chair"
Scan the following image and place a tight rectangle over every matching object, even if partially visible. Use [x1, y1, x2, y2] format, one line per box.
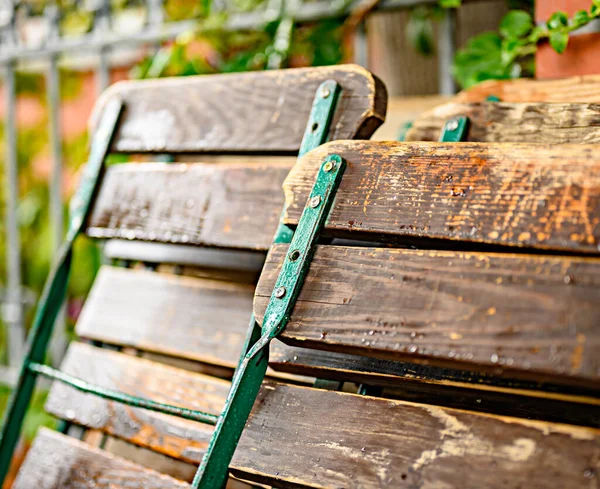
[2, 65, 387, 488]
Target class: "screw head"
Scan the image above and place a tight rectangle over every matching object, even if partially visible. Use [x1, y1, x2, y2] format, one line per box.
[323, 161, 334, 172]
[309, 195, 321, 208]
[274, 286, 287, 299]
[320, 86, 331, 99]
[446, 119, 459, 131]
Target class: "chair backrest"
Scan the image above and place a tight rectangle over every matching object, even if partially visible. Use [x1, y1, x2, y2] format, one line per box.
[405, 101, 600, 143]
[9, 65, 388, 489]
[221, 138, 600, 488]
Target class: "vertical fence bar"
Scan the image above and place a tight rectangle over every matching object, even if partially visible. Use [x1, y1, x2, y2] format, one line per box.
[2, 61, 25, 371]
[438, 8, 457, 95]
[97, 48, 110, 95]
[47, 54, 68, 364]
[353, 20, 368, 68]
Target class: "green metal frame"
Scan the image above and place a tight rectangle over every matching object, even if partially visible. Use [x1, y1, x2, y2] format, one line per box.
[0, 79, 343, 488]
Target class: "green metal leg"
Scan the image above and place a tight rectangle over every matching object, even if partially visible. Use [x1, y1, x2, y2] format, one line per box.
[192, 330, 269, 489]
[0, 100, 123, 487]
[0, 242, 72, 484]
[193, 154, 346, 488]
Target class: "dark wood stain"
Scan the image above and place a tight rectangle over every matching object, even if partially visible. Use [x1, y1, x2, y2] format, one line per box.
[91, 65, 387, 154]
[270, 342, 600, 427]
[76, 267, 253, 368]
[256, 245, 600, 388]
[406, 102, 600, 143]
[231, 382, 600, 489]
[13, 429, 191, 489]
[283, 140, 600, 253]
[87, 162, 290, 251]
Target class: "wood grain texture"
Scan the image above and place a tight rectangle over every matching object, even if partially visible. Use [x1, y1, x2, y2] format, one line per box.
[91, 65, 387, 154]
[405, 102, 600, 143]
[270, 342, 600, 427]
[283, 140, 600, 253]
[231, 382, 600, 489]
[76, 267, 253, 368]
[45, 342, 229, 463]
[13, 429, 190, 489]
[87, 161, 290, 251]
[456, 74, 600, 103]
[256, 245, 600, 388]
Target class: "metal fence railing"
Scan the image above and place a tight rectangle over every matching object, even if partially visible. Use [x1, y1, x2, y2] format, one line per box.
[0, 0, 457, 385]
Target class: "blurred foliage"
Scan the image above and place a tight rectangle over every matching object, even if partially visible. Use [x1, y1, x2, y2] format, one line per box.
[406, 0, 600, 88]
[453, 2, 600, 88]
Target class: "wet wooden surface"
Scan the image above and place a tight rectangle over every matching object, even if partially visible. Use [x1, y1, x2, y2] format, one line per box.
[45, 342, 229, 463]
[283, 141, 600, 253]
[456, 74, 600, 103]
[231, 382, 600, 489]
[13, 429, 191, 489]
[76, 267, 253, 368]
[91, 65, 387, 154]
[87, 161, 290, 251]
[256, 245, 600, 388]
[405, 102, 600, 143]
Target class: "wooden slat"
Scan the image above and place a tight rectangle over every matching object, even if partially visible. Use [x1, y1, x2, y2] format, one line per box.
[270, 342, 600, 427]
[231, 382, 600, 489]
[456, 74, 600, 103]
[405, 102, 600, 143]
[256, 245, 600, 389]
[13, 429, 190, 489]
[283, 141, 600, 253]
[45, 342, 228, 463]
[77, 267, 252, 368]
[91, 65, 387, 154]
[87, 161, 289, 251]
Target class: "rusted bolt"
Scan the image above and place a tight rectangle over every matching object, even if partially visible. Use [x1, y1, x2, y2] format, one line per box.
[275, 286, 287, 299]
[289, 250, 301, 261]
[446, 119, 459, 131]
[309, 195, 321, 208]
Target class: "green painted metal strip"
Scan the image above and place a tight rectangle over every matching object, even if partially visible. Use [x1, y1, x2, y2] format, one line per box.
[262, 155, 345, 338]
[28, 362, 217, 425]
[193, 155, 346, 489]
[0, 99, 123, 487]
[273, 79, 341, 244]
[439, 115, 469, 142]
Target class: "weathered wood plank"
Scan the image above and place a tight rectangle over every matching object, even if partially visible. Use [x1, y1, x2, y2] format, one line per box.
[77, 267, 253, 368]
[91, 65, 387, 154]
[45, 342, 229, 463]
[405, 102, 600, 143]
[13, 429, 190, 489]
[457, 74, 600, 103]
[270, 342, 600, 427]
[87, 161, 290, 251]
[231, 382, 600, 489]
[283, 141, 600, 253]
[256, 245, 600, 388]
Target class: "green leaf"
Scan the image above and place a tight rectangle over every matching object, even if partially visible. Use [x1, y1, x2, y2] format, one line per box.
[573, 9, 590, 26]
[549, 30, 569, 53]
[592, 4, 600, 16]
[547, 11, 569, 30]
[499, 10, 533, 39]
[439, 0, 461, 7]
